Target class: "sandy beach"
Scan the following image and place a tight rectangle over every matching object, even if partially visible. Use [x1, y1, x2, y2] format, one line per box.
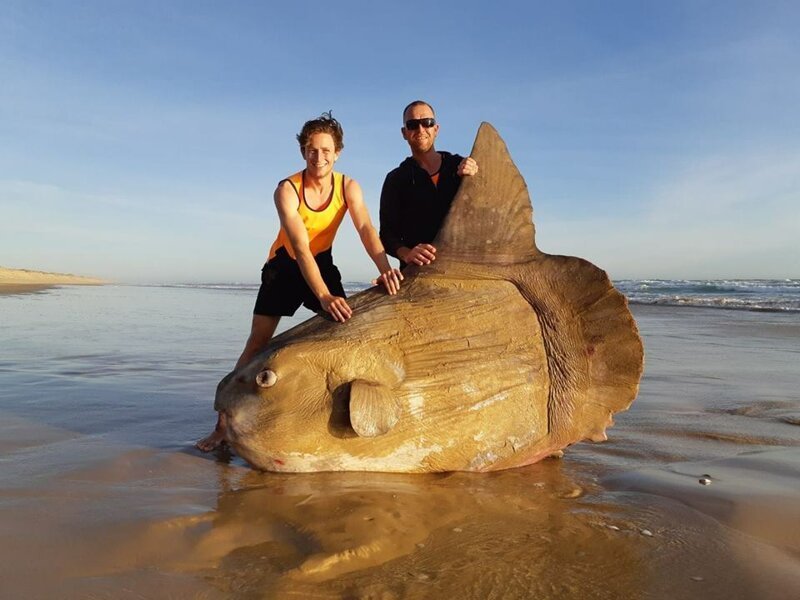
[0, 266, 107, 294]
[0, 285, 798, 599]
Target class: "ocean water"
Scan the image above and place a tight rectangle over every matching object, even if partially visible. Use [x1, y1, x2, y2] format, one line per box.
[1, 283, 799, 599]
[616, 278, 800, 312]
[159, 278, 800, 313]
[0, 284, 307, 454]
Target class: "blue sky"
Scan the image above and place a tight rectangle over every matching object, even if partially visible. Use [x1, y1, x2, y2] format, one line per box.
[1, 1, 798, 283]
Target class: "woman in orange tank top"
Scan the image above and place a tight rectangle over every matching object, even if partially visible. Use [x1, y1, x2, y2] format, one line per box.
[197, 112, 403, 452]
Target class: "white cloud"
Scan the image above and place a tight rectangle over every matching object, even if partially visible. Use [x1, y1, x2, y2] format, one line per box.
[537, 148, 800, 279]
[0, 179, 276, 282]
[647, 150, 800, 222]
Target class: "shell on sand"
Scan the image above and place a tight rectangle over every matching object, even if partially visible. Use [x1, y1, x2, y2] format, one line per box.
[215, 123, 644, 473]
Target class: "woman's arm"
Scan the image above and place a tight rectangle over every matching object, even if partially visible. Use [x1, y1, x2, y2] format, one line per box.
[346, 177, 403, 294]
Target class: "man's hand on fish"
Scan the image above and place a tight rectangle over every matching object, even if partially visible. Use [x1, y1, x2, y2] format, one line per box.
[457, 156, 479, 177]
[401, 243, 437, 266]
[373, 268, 404, 295]
[321, 294, 353, 322]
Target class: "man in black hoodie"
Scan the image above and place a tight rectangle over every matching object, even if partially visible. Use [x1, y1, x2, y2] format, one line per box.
[379, 100, 478, 268]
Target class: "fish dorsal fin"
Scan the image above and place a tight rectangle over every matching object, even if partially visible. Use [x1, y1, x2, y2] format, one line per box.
[435, 122, 539, 264]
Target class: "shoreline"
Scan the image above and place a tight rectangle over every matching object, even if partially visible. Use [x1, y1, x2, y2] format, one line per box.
[0, 283, 61, 295]
[628, 300, 799, 314]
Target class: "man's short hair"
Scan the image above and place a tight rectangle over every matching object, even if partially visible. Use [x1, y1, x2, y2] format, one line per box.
[402, 100, 436, 122]
[297, 111, 344, 152]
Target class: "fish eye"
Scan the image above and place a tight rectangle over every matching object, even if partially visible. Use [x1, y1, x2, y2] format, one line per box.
[256, 369, 277, 388]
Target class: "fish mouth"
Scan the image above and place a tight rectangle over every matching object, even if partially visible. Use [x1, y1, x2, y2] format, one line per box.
[218, 411, 292, 471]
[221, 408, 249, 442]
[219, 402, 273, 459]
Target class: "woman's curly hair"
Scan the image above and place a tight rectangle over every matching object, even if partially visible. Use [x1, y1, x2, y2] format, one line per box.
[297, 111, 344, 152]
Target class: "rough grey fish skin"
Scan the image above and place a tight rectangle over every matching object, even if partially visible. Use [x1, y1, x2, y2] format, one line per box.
[215, 123, 644, 473]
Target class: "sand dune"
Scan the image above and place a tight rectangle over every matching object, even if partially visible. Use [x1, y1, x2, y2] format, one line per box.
[0, 266, 106, 292]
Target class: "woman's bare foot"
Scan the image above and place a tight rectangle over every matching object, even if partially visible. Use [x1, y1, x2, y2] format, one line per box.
[195, 413, 228, 452]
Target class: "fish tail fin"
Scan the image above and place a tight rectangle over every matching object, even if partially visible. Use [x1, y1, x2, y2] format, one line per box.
[512, 255, 644, 445]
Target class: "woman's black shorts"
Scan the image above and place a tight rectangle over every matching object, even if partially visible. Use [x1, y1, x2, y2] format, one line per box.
[253, 247, 345, 317]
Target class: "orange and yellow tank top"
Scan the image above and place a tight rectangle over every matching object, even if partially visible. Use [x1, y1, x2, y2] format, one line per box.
[268, 170, 348, 261]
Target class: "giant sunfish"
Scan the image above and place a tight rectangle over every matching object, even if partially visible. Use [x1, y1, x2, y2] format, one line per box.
[215, 123, 644, 473]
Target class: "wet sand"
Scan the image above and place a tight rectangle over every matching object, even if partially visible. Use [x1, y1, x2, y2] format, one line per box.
[1, 289, 799, 599]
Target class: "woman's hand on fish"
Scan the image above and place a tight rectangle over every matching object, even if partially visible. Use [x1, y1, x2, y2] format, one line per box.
[321, 294, 353, 322]
[373, 268, 404, 295]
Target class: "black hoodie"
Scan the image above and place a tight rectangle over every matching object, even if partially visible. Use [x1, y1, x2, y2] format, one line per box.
[379, 151, 464, 261]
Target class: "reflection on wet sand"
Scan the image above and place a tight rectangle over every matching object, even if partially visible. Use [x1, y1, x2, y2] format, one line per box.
[2, 416, 800, 598]
[71, 453, 649, 599]
[0, 419, 800, 600]
[5, 440, 789, 600]
[151, 461, 800, 599]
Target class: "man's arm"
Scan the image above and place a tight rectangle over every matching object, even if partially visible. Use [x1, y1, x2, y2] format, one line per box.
[379, 171, 438, 267]
[401, 156, 478, 264]
[274, 181, 352, 322]
[345, 178, 402, 294]
[378, 173, 405, 260]
[384, 156, 479, 267]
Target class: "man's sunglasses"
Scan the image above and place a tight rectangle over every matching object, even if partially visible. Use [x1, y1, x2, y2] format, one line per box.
[405, 118, 436, 130]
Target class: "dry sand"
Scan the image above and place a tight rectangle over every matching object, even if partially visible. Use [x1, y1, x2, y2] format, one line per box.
[0, 266, 107, 294]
